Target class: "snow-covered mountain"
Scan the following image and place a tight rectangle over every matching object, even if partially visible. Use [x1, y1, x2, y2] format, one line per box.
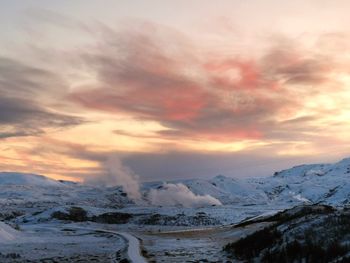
[249, 157, 350, 205]
[143, 157, 350, 206]
[1, 157, 350, 209]
[2, 158, 350, 262]
[143, 175, 268, 205]
[0, 172, 131, 218]
[0, 172, 65, 187]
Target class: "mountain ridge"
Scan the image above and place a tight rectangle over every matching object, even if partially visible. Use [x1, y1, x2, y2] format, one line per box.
[1, 156, 350, 206]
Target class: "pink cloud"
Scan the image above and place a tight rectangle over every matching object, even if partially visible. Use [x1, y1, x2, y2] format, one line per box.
[69, 23, 338, 142]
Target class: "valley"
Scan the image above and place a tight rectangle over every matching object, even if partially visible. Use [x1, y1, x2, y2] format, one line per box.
[2, 157, 350, 262]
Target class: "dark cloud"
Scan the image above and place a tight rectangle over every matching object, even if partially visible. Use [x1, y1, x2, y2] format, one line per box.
[0, 96, 83, 139]
[0, 57, 64, 98]
[0, 57, 83, 139]
[261, 46, 331, 85]
[122, 151, 325, 181]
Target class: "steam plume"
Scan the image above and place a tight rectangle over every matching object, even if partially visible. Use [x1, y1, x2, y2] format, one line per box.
[148, 183, 222, 208]
[100, 155, 141, 200]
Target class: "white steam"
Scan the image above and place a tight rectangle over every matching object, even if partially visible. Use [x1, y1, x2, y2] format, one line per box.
[148, 183, 222, 208]
[88, 156, 222, 207]
[101, 156, 141, 201]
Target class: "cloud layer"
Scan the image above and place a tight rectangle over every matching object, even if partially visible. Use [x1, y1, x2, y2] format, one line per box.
[69, 22, 343, 145]
[2, 15, 350, 182]
[0, 57, 83, 139]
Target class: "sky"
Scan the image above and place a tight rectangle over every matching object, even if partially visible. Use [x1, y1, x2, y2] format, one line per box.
[1, 0, 350, 182]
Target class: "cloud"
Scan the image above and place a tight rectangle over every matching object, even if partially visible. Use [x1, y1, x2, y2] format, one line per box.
[2, 16, 350, 183]
[204, 59, 265, 90]
[0, 57, 63, 98]
[4, 133, 348, 183]
[0, 96, 82, 138]
[261, 44, 332, 85]
[148, 183, 222, 207]
[70, 22, 311, 142]
[0, 57, 83, 139]
[122, 150, 327, 181]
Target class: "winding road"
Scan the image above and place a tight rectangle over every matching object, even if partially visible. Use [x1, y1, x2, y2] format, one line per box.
[117, 231, 148, 263]
[67, 226, 148, 263]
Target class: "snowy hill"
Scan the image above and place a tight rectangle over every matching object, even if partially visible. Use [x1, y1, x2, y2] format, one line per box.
[0, 172, 65, 187]
[250, 158, 350, 205]
[223, 204, 349, 262]
[2, 159, 350, 262]
[142, 157, 350, 207]
[1, 157, 350, 209]
[0, 222, 19, 243]
[0, 173, 131, 218]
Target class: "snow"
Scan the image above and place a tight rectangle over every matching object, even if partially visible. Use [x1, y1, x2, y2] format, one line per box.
[139, 221, 272, 262]
[142, 175, 268, 206]
[2, 156, 350, 212]
[291, 192, 311, 203]
[249, 157, 350, 205]
[64, 225, 147, 263]
[142, 158, 350, 207]
[0, 223, 125, 262]
[0, 172, 65, 187]
[1, 157, 350, 261]
[118, 232, 147, 263]
[0, 222, 19, 243]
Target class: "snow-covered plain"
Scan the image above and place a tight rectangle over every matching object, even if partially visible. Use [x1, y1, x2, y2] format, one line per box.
[1, 157, 350, 261]
[0, 221, 20, 242]
[0, 222, 125, 262]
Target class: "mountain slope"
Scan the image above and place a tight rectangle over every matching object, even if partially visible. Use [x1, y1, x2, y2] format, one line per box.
[142, 176, 268, 205]
[0, 222, 19, 243]
[250, 158, 350, 205]
[1, 157, 350, 208]
[142, 157, 350, 206]
[0, 172, 65, 187]
[224, 205, 350, 262]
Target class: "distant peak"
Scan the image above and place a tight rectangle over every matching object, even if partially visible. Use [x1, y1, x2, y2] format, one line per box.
[212, 175, 238, 182]
[337, 157, 350, 164]
[214, 174, 226, 179]
[0, 172, 65, 187]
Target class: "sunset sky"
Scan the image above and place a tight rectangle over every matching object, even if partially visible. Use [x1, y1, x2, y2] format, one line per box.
[1, 0, 350, 182]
